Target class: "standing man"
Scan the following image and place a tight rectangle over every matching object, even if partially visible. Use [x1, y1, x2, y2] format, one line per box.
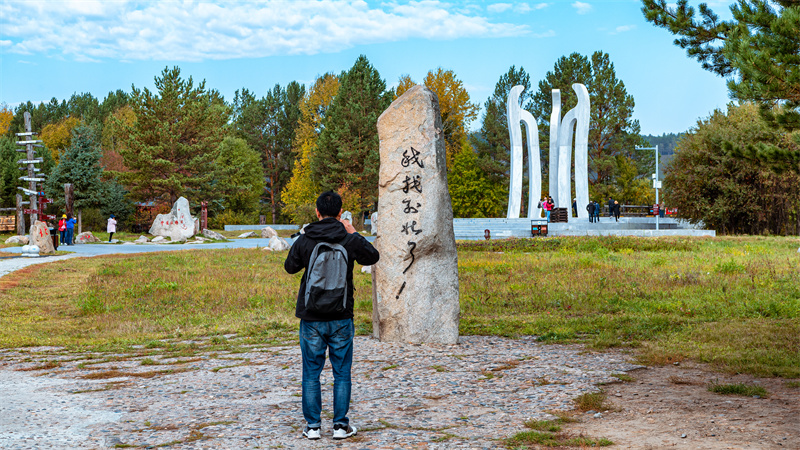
[586, 201, 596, 223]
[607, 197, 614, 220]
[65, 213, 77, 245]
[284, 191, 380, 441]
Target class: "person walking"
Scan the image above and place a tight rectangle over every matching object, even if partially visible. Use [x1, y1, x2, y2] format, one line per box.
[284, 191, 380, 441]
[607, 197, 614, 220]
[587, 201, 596, 223]
[58, 215, 67, 246]
[613, 200, 621, 222]
[65, 213, 77, 245]
[107, 214, 117, 242]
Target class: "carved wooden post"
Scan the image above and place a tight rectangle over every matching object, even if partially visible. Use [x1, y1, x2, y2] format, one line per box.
[16, 194, 25, 236]
[64, 183, 73, 217]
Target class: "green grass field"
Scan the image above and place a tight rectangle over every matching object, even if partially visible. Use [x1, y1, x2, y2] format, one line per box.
[1, 235, 798, 377]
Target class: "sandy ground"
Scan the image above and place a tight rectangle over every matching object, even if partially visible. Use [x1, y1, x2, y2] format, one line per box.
[570, 361, 799, 450]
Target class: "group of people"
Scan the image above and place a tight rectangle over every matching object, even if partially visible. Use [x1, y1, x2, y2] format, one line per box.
[537, 197, 555, 222]
[586, 197, 622, 222]
[55, 213, 117, 245]
[57, 213, 77, 246]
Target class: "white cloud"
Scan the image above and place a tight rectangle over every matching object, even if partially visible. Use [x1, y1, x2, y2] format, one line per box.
[532, 30, 556, 38]
[0, 1, 529, 62]
[611, 25, 636, 34]
[572, 1, 592, 14]
[487, 3, 513, 13]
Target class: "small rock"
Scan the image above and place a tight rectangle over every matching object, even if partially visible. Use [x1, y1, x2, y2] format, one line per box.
[151, 236, 167, 243]
[4, 235, 29, 245]
[202, 229, 226, 240]
[593, 413, 603, 419]
[681, 434, 687, 438]
[361, 265, 372, 274]
[267, 236, 290, 251]
[673, 362, 680, 366]
[134, 235, 149, 243]
[75, 231, 101, 244]
[238, 231, 257, 238]
[260, 227, 278, 239]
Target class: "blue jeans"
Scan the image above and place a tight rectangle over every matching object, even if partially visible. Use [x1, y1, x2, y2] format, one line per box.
[65, 228, 74, 245]
[545, 210, 551, 222]
[299, 318, 354, 428]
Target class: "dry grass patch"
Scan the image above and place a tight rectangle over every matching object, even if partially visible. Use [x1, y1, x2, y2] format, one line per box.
[80, 367, 193, 380]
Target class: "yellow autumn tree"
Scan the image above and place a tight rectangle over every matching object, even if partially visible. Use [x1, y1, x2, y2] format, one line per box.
[281, 73, 340, 225]
[41, 116, 80, 164]
[0, 103, 13, 135]
[395, 68, 479, 169]
[101, 105, 135, 173]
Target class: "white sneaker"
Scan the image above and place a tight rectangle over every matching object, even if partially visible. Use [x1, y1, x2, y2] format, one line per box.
[333, 424, 357, 439]
[303, 426, 321, 440]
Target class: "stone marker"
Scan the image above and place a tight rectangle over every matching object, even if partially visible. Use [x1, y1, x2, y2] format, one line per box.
[371, 85, 460, 345]
[5, 235, 29, 245]
[29, 221, 55, 255]
[261, 227, 278, 239]
[149, 197, 197, 239]
[75, 232, 101, 244]
[202, 229, 226, 240]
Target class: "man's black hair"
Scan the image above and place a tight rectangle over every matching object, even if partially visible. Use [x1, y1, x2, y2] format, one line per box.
[316, 191, 342, 218]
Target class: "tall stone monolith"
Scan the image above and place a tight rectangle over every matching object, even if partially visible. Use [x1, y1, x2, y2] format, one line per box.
[372, 85, 459, 345]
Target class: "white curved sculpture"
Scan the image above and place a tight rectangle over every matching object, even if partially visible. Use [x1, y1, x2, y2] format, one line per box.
[554, 84, 590, 220]
[506, 83, 590, 221]
[506, 86, 541, 219]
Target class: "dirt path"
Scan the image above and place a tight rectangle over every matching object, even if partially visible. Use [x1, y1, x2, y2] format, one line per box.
[570, 361, 799, 449]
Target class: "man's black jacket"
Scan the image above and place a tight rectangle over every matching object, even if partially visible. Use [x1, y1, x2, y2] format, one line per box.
[284, 217, 380, 321]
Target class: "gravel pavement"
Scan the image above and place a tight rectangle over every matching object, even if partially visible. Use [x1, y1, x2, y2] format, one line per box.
[0, 337, 640, 449]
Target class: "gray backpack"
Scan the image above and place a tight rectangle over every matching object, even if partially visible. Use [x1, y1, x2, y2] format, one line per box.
[304, 234, 353, 314]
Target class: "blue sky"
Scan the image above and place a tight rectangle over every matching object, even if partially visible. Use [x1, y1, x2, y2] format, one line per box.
[0, 0, 736, 135]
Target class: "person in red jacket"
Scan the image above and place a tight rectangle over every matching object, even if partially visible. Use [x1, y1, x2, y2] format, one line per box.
[58, 215, 67, 246]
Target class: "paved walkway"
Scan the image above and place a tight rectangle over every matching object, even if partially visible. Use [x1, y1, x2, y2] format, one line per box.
[0, 238, 281, 279]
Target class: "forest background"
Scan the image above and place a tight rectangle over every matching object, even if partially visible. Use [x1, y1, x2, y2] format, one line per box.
[2, 0, 799, 239]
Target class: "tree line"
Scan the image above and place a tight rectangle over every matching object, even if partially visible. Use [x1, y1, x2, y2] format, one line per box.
[7, 30, 796, 235]
[1, 52, 661, 231]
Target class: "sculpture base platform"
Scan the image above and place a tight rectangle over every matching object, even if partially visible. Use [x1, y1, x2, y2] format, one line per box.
[453, 218, 715, 239]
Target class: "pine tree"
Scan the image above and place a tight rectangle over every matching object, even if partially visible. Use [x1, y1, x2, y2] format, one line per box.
[113, 66, 228, 204]
[310, 55, 392, 213]
[448, 140, 507, 218]
[642, 0, 800, 170]
[531, 51, 650, 200]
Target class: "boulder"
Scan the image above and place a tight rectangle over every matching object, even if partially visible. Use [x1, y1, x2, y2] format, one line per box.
[134, 235, 149, 243]
[267, 236, 291, 251]
[29, 221, 55, 255]
[149, 197, 197, 239]
[75, 232, 101, 244]
[261, 226, 278, 239]
[238, 231, 257, 238]
[202, 229, 226, 240]
[372, 85, 460, 345]
[5, 235, 29, 245]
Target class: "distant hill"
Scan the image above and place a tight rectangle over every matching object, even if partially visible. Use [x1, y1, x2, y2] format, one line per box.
[642, 132, 685, 175]
[642, 133, 684, 156]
